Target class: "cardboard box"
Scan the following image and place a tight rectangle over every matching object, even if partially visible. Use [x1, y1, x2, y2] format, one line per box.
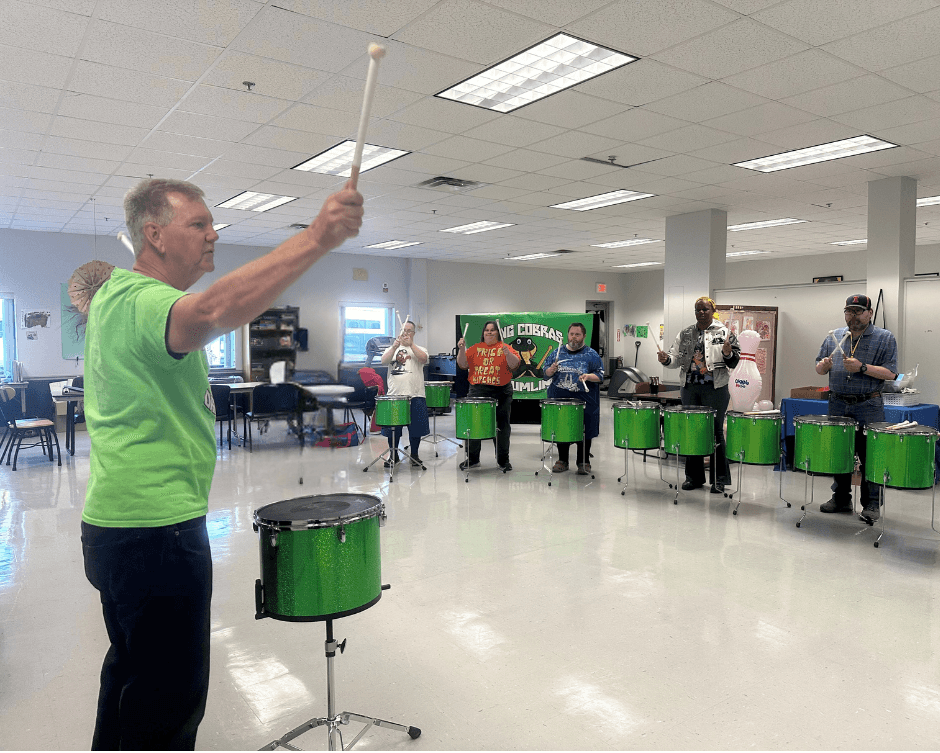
[790, 386, 829, 400]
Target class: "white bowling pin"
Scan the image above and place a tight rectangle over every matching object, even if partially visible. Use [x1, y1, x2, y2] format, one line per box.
[729, 330, 762, 412]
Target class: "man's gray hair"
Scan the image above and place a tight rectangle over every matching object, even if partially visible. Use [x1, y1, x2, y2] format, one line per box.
[124, 178, 206, 258]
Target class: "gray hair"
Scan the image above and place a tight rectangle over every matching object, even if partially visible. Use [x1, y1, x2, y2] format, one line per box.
[123, 178, 206, 258]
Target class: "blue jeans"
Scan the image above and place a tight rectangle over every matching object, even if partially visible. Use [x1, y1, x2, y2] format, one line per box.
[82, 516, 213, 750]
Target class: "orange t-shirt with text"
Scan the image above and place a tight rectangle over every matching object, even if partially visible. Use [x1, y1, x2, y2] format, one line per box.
[465, 342, 520, 387]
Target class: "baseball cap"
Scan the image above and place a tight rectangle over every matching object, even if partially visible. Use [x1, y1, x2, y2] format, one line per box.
[844, 294, 871, 310]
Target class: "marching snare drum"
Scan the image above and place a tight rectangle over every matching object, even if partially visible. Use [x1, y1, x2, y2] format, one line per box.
[612, 402, 661, 450]
[253, 493, 385, 622]
[864, 422, 939, 489]
[540, 399, 584, 443]
[375, 395, 410, 426]
[424, 381, 453, 409]
[455, 398, 496, 440]
[663, 406, 715, 456]
[793, 415, 856, 475]
[726, 412, 783, 465]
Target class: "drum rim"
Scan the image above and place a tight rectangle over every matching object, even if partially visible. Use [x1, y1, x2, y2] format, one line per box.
[864, 422, 940, 436]
[424, 381, 454, 386]
[727, 412, 782, 422]
[375, 395, 410, 401]
[794, 414, 856, 426]
[664, 406, 715, 414]
[254, 494, 385, 531]
[541, 399, 584, 407]
[612, 401, 659, 410]
[456, 397, 496, 404]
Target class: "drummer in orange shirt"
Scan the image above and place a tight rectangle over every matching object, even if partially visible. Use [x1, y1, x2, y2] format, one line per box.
[457, 320, 521, 471]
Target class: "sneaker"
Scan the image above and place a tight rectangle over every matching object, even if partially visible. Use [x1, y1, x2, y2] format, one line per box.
[681, 480, 704, 491]
[819, 498, 852, 514]
[498, 460, 513, 472]
[459, 459, 480, 471]
[552, 460, 569, 473]
[710, 483, 725, 494]
[577, 462, 591, 476]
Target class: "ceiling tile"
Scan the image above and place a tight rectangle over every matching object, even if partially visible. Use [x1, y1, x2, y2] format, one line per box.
[125, 148, 213, 173]
[484, 149, 570, 172]
[389, 96, 499, 134]
[0, 0, 89, 56]
[270, 103, 361, 138]
[566, 0, 740, 58]
[781, 75, 915, 117]
[460, 116, 565, 148]
[483, 0, 610, 26]
[0, 44, 72, 89]
[721, 49, 864, 100]
[158, 111, 259, 142]
[140, 131, 235, 159]
[58, 93, 169, 129]
[755, 119, 862, 150]
[180, 86, 293, 124]
[0, 80, 60, 114]
[830, 95, 940, 132]
[512, 91, 626, 130]
[638, 125, 738, 153]
[68, 60, 193, 109]
[275, 0, 440, 36]
[822, 5, 940, 72]
[526, 130, 622, 159]
[880, 54, 940, 93]
[653, 18, 808, 79]
[303, 78, 423, 119]
[391, 0, 553, 65]
[423, 135, 515, 163]
[579, 107, 689, 142]
[365, 120, 452, 152]
[95, 0, 261, 46]
[203, 51, 333, 102]
[0, 107, 51, 134]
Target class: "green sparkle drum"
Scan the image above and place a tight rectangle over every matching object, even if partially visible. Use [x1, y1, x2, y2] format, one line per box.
[455, 398, 496, 439]
[726, 412, 783, 465]
[663, 406, 715, 456]
[253, 494, 384, 622]
[375, 395, 410, 426]
[540, 399, 584, 443]
[424, 381, 453, 409]
[613, 402, 661, 450]
[864, 422, 939, 489]
[793, 415, 856, 475]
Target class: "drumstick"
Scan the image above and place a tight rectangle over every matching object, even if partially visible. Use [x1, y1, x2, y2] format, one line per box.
[828, 329, 848, 357]
[117, 231, 134, 255]
[648, 321, 664, 354]
[461, 322, 469, 344]
[349, 43, 386, 189]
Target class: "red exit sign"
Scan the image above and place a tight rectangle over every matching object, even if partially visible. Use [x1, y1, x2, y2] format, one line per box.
[595, 283, 607, 294]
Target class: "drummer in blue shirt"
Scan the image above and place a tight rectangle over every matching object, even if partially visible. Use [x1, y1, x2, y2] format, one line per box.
[815, 293, 898, 522]
[542, 323, 604, 475]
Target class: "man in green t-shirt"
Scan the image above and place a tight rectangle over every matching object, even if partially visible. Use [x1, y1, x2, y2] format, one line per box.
[81, 177, 363, 750]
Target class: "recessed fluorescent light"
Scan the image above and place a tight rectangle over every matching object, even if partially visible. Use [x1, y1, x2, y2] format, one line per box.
[212, 223, 229, 231]
[440, 221, 515, 234]
[727, 250, 770, 257]
[366, 240, 423, 250]
[917, 195, 940, 206]
[591, 238, 658, 248]
[216, 192, 296, 212]
[830, 239, 867, 246]
[551, 190, 655, 211]
[734, 135, 898, 172]
[613, 261, 662, 268]
[437, 33, 637, 113]
[506, 252, 562, 261]
[293, 140, 409, 177]
[728, 218, 806, 232]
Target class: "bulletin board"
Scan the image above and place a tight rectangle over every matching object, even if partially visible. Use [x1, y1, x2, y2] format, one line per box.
[716, 304, 778, 404]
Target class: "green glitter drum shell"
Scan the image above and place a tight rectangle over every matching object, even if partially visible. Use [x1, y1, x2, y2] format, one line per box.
[375, 396, 410, 426]
[663, 407, 715, 457]
[455, 398, 496, 440]
[613, 402, 660, 450]
[864, 422, 939, 489]
[794, 415, 855, 475]
[726, 412, 783, 465]
[540, 400, 584, 443]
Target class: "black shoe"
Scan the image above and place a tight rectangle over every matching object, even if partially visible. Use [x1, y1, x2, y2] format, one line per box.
[681, 480, 704, 491]
[711, 483, 725, 494]
[459, 459, 480, 471]
[820, 498, 852, 514]
[498, 460, 513, 472]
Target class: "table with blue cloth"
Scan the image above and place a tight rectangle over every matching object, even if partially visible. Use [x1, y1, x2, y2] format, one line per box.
[780, 397, 939, 470]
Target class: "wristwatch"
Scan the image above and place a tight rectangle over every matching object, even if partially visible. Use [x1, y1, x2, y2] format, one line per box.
[859, 363, 868, 374]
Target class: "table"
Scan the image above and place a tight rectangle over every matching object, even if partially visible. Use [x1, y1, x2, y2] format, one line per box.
[228, 382, 264, 447]
[52, 392, 82, 455]
[631, 390, 683, 407]
[298, 384, 354, 435]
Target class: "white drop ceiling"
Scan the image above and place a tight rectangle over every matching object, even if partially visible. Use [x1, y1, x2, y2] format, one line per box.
[4, 0, 940, 272]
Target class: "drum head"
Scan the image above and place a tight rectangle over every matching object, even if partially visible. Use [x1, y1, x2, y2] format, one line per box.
[867, 421, 939, 436]
[458, 397, 495, 405]
[795, 414, 855, 427]
[667, 406, 715, 415]
[256, 493, 382, 529]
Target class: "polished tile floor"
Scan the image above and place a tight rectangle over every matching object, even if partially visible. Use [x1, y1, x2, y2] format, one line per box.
[3, 406, 940, 750]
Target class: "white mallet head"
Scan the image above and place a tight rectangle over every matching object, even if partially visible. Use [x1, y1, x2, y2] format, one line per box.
[368, 43, 386, 60]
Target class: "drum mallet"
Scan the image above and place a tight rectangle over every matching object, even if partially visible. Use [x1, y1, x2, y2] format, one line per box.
[648, 321, 665, 355]
[349, 43, 386, 190]
[117, 231, 134, 255]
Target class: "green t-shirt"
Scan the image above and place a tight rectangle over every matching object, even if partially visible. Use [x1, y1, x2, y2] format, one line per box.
[82, 268, 216, 527]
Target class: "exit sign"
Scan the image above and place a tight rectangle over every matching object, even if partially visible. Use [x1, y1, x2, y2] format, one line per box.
[595, 283, 607, 294]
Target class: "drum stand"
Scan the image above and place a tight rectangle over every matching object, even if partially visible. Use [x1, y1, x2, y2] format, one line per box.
[535, 433, 593, 486]
[426, 409, 460, 457]
[723, 445, 790, 515]
[662, 445, 715, 505]
[363, 427, 425, 483]
[617, 443, 662, 496]
[795, 457, 855, 528]
[260, 618, 421, 751]
[862, 470, 939, 548]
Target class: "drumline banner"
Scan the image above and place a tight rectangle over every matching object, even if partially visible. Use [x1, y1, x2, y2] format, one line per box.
[459, 312, 594, 400]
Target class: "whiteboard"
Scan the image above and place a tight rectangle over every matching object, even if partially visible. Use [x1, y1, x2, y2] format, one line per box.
[902, 276, 940, 405]
[715, 280, 862, 406]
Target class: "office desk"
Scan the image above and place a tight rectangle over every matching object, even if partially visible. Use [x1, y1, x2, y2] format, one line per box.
[298, 384, 354, 435]
[229, 382, 264, 447]
[52, 393, 82, 455]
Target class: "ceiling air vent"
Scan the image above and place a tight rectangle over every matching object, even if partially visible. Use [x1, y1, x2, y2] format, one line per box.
[416, 176, 487, 192]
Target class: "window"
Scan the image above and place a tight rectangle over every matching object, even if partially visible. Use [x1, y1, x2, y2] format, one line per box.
[0, 296, 15, 382]
[341, 304, 395, 362]
[205, 331, 237, 369]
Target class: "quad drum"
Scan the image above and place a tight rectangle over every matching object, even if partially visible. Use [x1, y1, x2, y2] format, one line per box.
[726, 412, 783, 465]
[793, 415, 856, 475]
[612, 402, 661, 450]
[455, 398, 496, 440]
[540, 399, 584, 443]
[424, 381, 452, 409]
[253, 494, 385, 622]
[864, 422, 939, 489]
[663, 406, 715, 456]
[375, 395, 410, 427]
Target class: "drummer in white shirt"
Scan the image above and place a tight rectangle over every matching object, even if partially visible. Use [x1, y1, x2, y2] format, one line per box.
[379, 321, 429, 465]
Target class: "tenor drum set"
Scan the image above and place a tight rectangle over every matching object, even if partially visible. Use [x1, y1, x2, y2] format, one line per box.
[535, 399, 592, 485]
[253, 494, 421, 750]
[454, 397, 497, 482]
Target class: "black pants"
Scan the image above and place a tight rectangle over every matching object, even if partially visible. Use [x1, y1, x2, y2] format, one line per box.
[82, 516, 213, 751]
[557, 437, 592, 465]
[386, 428, 422, 457]
[680, 382, 731, 486]
[828, 395, 884, 505]
[467, 383, 513, 464]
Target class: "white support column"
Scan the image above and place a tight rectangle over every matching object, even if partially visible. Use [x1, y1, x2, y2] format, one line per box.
[867, 176, 915, 365]
[664, 209, 728, 347]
